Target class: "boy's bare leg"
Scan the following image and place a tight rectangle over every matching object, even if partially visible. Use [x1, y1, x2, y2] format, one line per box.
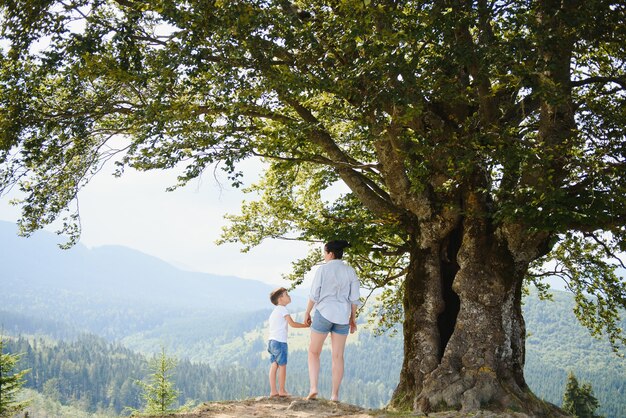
[307, 331, 327, 399]
[330, 332, 348, 401]
[269, 361, 279, 397]
[278, 365, 290, 396]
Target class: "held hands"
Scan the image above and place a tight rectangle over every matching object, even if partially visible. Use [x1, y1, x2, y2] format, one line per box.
[304, 311, 312, 327]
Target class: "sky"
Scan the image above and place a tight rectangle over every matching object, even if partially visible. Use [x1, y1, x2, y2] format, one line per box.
[0, 157, 314, 287]
[0, 21, 314, 288]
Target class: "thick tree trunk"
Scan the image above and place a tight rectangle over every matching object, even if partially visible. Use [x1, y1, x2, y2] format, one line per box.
[390, 220, 563, 415]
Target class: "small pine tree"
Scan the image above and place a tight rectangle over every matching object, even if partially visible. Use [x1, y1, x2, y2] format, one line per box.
[562, 371, 603, 418]
[135, 347, 180, 416]
[0, 336, 30, 417]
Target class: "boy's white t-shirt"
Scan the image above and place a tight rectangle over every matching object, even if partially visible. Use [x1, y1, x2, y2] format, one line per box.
[268, 305, 289, 343]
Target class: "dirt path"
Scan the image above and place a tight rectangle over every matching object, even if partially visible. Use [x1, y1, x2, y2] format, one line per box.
[149, 396, 537, 418]
[158, 397, 372, 418]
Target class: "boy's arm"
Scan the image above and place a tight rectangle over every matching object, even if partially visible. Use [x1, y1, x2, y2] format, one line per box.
[285, 314, 309, 328]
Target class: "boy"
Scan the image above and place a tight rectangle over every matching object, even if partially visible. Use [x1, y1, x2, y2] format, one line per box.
[268, 287, 308, 397]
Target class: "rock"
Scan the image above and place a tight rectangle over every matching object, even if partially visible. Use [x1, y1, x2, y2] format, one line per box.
[286, 399, 318, 411]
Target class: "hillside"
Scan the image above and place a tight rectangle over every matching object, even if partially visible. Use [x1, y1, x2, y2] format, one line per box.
[4, 294, 624, 416]
[523, 290, 626, 417]
[1, 221, 624, 417]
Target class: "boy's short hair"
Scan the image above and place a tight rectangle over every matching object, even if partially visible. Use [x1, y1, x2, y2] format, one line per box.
[270, 287, 288, 305]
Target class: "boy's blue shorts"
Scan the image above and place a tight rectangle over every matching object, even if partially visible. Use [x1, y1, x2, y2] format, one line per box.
[311, 310, 350, 335]
[268, 340, 288, 366]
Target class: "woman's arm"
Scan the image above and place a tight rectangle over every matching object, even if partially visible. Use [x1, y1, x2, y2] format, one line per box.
[304, 299, 315, 326]
[349, 303, 358, 334]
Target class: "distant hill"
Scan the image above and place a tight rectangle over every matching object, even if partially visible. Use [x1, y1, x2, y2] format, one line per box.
[0, 220, 294, 310]
[0, 220, 305, 339]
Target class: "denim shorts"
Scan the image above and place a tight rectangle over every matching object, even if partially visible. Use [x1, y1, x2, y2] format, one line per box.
[311, 310, 350, 335]
[268, 340, 288, 366]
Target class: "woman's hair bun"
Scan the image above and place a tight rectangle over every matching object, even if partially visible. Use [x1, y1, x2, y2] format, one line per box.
[325, 239, 351, 259]
[337, 240, 351, 249]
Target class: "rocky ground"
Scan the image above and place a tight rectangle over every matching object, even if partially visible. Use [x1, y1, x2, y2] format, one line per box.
[143, 396, 543, 418]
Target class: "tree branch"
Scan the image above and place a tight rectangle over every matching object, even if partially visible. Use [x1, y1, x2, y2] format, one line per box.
[373, 124, 432, 220]
[283, 98, 401, 218]
[501, 94, 541, 125]
[571, 76, 626, 89]
[195, 105, 297, 124]
[583, 232, 626, 270]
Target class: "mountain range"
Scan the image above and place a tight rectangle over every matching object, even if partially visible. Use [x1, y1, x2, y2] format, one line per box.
[0, 219, 306, 312]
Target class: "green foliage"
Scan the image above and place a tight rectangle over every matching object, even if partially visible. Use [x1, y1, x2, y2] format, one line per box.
[562, 372, 603, 418]
[14, 389, 114, 418]
[0, 335, 30, 417]
[1, 0, 625, 355]
[4, 334, 145, 414]
[527, 232, 626, 351]
[133, 347, 180, 416]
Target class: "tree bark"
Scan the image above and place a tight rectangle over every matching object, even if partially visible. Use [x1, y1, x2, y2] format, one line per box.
[390, 219, 564, 415]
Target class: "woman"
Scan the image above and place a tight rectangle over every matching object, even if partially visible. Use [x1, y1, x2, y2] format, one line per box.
[304, 240, 360, 402]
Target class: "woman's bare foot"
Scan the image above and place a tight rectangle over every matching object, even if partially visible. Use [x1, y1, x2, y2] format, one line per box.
[278, 391, 291, 397]
[306, 392, 318, 400]
[269, 392, 280, 398]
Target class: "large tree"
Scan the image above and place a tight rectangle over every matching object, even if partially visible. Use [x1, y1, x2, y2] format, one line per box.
[1, 0, 625, 414]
